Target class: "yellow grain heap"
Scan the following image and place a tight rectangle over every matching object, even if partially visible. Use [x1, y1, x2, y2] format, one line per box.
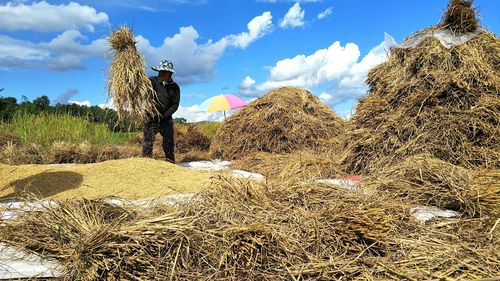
[0, 158, 212, 200]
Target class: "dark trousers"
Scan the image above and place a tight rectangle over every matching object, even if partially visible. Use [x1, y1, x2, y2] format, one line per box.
[142, 117, 175, 162]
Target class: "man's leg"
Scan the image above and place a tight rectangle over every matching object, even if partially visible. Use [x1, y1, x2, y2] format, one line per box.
[142, 120, 157, 157]
[160, 118, 175, 163]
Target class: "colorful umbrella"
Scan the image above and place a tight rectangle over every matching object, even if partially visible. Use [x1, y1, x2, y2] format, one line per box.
[197, 94, 248, 118]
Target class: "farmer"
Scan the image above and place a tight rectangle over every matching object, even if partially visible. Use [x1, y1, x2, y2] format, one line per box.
[142, 60, 180, 163]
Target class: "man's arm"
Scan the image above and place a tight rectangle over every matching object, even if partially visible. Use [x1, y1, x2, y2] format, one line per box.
[162, 85, 180, 118]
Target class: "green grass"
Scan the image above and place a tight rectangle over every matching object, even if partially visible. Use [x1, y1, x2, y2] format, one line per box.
[195, 122, 221, 139]
[0, 111, 131, 147]
[175, 122, 221, 139]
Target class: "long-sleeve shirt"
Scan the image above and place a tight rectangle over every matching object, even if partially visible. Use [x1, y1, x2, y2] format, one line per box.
[149, 76, 180, 119]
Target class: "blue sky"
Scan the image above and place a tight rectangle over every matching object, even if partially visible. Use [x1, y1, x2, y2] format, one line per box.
[1, 0, 499, 121]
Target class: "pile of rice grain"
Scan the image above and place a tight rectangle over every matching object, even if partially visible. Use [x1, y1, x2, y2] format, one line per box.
[0, 158, 213, 200]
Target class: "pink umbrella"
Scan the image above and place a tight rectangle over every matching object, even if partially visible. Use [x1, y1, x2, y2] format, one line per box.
[197, 94, 248, 119]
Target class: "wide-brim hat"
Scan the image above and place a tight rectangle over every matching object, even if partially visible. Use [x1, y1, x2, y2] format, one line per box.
[152, 60, 175, 73]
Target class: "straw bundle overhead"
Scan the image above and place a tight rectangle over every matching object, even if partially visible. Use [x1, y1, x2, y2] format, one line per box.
[107, 26, 159, 122]
[210, 87, 345, 160]
[341, 0, 500, 174]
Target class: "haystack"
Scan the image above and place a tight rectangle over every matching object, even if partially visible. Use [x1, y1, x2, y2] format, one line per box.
[341, 0, 500, 174]
[107, 26, 159, 123]
[210, 87, 345, 160]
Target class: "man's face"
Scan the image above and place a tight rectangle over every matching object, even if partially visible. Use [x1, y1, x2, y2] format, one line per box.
[159, 71, 173, 81]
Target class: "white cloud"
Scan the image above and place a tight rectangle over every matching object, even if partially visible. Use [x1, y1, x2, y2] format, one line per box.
[0, 1, 109, 32]
[239, 76, 256, 89]
[333, 41, 388, 101]
[319, 92, 332, 102]
[98, 98, 116, 109]
[0, 35, 48, 61]
[241, 40, 389, 105]
[227, 12, 273, 49]
[69, 100, 91, 107]
[0, 30, 107, 70]
[173, 104, 223, 123]
[137, 12, 273, 84]
[280, 2, 305, 29]
[317, 7, 332, 19]
[0, 8, 271, 75]
[255, 41, 360, 92]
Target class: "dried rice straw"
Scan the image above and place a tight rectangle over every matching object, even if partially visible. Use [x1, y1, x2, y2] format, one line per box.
[107, 26, 159, 123]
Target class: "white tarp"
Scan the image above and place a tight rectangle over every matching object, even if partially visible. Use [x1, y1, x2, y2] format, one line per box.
[384, 28, 482, 50]
[315, 178, 360, 190]
[179, 160, 230, 171]
[0, 244, 61, 279]
[181, 160, 265, 180]
[411, 205, 459, 223]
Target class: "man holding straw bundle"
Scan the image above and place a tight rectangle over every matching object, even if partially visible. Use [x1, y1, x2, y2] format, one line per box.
[142, 60, 180, 163]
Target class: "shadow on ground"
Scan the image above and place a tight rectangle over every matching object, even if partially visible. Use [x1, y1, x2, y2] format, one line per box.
[1, 171, 83, 199]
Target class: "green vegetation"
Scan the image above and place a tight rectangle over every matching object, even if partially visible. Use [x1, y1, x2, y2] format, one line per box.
[1, 94, 220, 151]
[0, 95, 135, 132]
[1, 111, 131, 147]
[196, 122, 221, 139]
[1, 95, 209, 131]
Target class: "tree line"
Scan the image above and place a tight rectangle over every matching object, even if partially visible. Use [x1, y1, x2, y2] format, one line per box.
[0, 95, 187, 132]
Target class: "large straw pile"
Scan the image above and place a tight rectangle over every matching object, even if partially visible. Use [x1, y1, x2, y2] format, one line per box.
[1, 177, 498, 280]
[107, 26, 159, 122]
[341, 0, 500, 174]
[210, 87, 345, 160]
